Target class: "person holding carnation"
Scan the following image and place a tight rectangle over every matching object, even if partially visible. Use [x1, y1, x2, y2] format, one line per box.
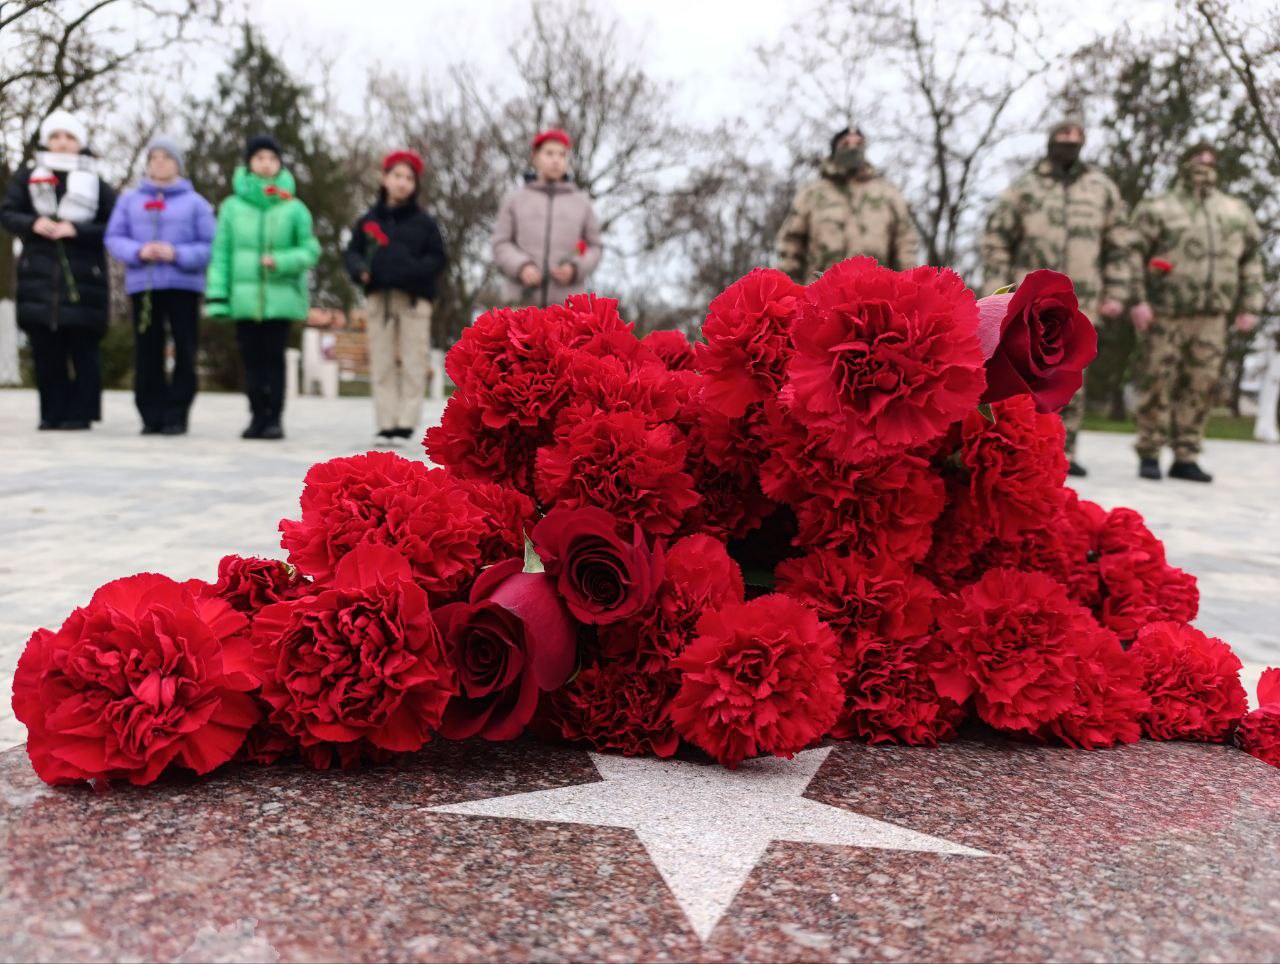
[980, 117, 1132, 478]
[205, 134, 320, 440]
[344, 149, 447, 447]
[774, 125, 920, 282]
[1128, 142, 1263, 484]
[491, 128, 603, 309]
[0, 109, 116, 431]
[105, 135, 216, 435]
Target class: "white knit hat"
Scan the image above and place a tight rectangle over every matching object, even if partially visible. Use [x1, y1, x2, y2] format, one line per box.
[39, 109, 89, 150]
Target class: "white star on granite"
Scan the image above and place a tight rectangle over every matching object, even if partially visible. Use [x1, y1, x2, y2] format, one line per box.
[430, 745, 990, 941]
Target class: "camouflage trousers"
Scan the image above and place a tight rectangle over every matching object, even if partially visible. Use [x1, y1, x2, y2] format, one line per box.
[1133, 314, 1227, 462]
[1060, 382, 1085, 458]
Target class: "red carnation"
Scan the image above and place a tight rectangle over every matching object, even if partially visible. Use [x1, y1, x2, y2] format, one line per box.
[425, 390, 547, 495]
[697, 268, 803, 418]
[600, 533, 745, 670]
[531, 506, 664, 625]
[1129, 621, 1247, 742]
[143, 198, 166, 212]
[445, 306, 574, 430]
[264, 184, 293, 200]
[436, 558, 577, 741]
[955, 395, 1068, 542]
[1034, 627, 1149, 749]
[550, 661, 681, 758]
[760, 409, 945, 560]
[974, 269, 1098, 413]
[1148, 258, 1174, 274]
[932, 568, 1093, 732]
[362, 221, 389, 246]
[834, 636, 967, 746]
[683, 406, 775, 541]
[279, 453, 498, 601]
[198, 554, 307, 615]
[670, 594, 843, 767]
[548, 294, 635, 352]
[642, 328, 697, 371]
[575, 238, 588, 256]
[12, 575, 260, 787]
[535, 409, 700, 537]
[1235, 668, 1280, 768]
[1095, 508, 1199, 642]
[786, 258, 986, 462]
[251, 543, 456, 753]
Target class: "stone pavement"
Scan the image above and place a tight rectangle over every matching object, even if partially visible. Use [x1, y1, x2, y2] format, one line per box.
[1, 388, 1278, 751]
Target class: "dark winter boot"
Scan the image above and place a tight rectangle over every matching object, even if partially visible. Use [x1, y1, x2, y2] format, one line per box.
[1168, 461, 1213, 483]
[1138, 457, 1162, 480]
[1067, 460, 1088, 478]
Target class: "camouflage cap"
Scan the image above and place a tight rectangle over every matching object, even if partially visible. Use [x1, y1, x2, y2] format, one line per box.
[1048, 115, 1086, 140]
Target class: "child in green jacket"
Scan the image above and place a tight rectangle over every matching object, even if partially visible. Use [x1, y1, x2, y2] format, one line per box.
[206, 134, 319, 439]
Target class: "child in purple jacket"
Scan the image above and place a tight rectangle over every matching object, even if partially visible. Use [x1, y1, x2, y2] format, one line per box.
[105, 135, 216, 434]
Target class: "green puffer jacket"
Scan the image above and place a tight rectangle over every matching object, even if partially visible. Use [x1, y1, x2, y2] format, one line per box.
[205, 167, 320, 321]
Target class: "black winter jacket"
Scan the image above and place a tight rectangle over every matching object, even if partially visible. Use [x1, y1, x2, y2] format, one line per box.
[0, 162, 117, 334]
[343, 193, 447, 301]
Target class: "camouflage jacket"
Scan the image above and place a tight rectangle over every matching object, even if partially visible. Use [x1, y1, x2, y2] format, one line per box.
[980, 160, 1131, 313]
[1131, 184, 1264, 318]
[775, 160, 920, 281]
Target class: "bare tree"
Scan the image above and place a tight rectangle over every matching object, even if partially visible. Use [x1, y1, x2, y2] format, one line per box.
[757, 0, 1055, 276]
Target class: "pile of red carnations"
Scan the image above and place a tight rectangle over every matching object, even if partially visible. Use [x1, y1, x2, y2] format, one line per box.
[12, 258, 1278, 787]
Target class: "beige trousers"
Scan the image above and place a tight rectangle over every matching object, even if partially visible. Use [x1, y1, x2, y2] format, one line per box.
[366, 290, 432, 432]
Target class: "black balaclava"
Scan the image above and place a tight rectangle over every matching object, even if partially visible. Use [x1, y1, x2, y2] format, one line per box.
[830, 126, 866, 175]
[1046, 118, 1085, 172]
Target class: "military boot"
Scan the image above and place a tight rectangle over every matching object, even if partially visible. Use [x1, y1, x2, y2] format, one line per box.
[1168, 461, 1213, 483]
[1138, 457, 1162, 480]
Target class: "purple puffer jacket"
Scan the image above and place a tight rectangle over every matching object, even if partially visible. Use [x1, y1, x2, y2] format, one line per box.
[105, 178, 217, 295]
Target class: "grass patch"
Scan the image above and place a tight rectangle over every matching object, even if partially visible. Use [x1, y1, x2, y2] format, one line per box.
[1082, 413, 1258, 440]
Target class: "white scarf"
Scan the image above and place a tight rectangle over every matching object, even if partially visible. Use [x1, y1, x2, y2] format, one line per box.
[28, 151, 100, 222]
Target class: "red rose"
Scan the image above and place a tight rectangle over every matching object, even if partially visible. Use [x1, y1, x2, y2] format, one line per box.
[1034, 626, 1149, 749]
[436, 558, 576, 740]
[975, 269, 1098, 413]
[955, 395, 1068, 541]
[1128, 621, 1247, 742]
[642, 328, 697, 371]
[279, 453, 499, 601]
[932, 568, 1092, 732]
[696, 267, 803, 418]
[834, 635, 967, 746]
[1235, 668, 1280, 768]
[550, 661, 680, 758]
[197, 554, 307, 614]
[786, 258, 986, 462]
[251, 543, 456, 753]
[670, 594, 843, 767]
[1148, 258, 1174, 274]
[531, 506, 664, 625]
[600, 533, 744, 670]
[425, 389, 547, 495]
[535, 409, 700, 537]
[12, 575, 260, 787]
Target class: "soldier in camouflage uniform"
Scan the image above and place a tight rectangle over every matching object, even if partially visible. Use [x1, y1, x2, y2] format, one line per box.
[1129, 142, 1263, 483]
[981, 118, 1132, 477]
[775, 126, 920, 281]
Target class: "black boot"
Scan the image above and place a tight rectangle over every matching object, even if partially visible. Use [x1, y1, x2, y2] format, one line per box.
[1067, 460, 1088, 478]
[241, 417, 266, 439]
[1138, 457, 1162, 480]
[1168, 461, 1213, 483]
[259, 421, 284, 440]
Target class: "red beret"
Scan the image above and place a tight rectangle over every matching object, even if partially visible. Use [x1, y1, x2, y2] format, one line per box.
[531, 128, 572, 152]
[382, 150, 424, 177]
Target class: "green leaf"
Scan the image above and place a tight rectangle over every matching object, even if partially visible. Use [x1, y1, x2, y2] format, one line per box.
[977, 403, 996, 423]
[523, 536, 545, 574]
[992, 283, 1016, 296]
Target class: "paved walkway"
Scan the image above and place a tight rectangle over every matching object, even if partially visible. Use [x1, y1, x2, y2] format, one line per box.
[1, 388, 1277, 748]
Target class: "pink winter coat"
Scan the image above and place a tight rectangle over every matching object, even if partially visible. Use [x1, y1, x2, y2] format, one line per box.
[491, 178, 603, 308]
